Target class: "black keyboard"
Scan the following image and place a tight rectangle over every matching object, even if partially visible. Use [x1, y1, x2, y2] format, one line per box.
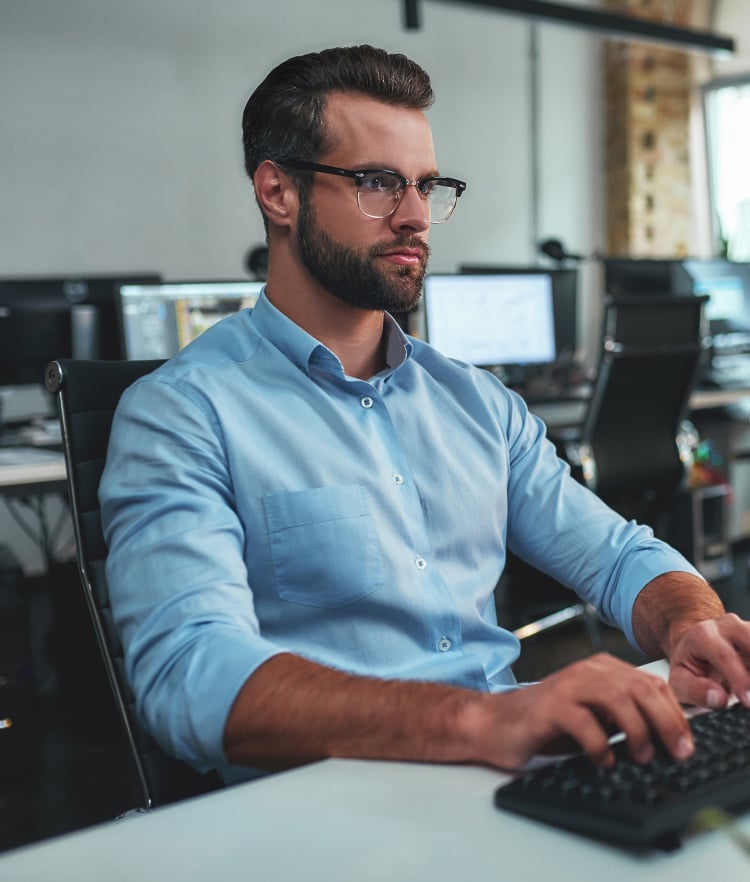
[494, 703, 750, 851]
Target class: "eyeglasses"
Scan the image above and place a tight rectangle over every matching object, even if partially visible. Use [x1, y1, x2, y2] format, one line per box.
[276, 158, 466, 224]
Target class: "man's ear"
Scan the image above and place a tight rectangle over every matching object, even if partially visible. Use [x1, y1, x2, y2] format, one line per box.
[253, 160, 297, 229]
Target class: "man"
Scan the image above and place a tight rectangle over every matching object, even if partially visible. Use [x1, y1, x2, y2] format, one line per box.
[100, 45, 750, 785]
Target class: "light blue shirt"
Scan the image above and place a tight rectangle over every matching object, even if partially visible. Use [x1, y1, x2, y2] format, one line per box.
[100, 290, 701, 782]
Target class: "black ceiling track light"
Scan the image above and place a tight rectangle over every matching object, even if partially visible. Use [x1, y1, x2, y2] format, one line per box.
[402, 0, 735, 56]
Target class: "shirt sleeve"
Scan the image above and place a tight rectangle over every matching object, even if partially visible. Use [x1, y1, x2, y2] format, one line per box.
[99, 375, 288, 772]
[501, 388, 704, 650]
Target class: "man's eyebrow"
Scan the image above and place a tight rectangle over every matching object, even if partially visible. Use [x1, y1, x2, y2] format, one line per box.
[354, 163, 443, 177]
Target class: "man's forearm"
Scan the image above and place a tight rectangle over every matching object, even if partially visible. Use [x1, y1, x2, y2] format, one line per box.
[223, 652, 485, 770]
[223, 650, 698, 773]
[631, 571, 724, 660]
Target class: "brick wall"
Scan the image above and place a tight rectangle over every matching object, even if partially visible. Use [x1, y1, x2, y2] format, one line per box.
[603, 0, 712, 256]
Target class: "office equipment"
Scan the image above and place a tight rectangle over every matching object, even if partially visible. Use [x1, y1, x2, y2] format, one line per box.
[45, 358, 221, 809]
[559, 296, 707, 527]
[680, 260, 750, 389]
[0, 274, 159, 388]
[603, 258, 694, 298]
[117, 280, 264, 359]
[423, 272, 556, 370]
[666, 484, 733, 582]
[494, 701, 750, 851]
[459, 265, 579, 362]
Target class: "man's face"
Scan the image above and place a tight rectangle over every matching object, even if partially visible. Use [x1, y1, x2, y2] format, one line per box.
[292, 93, 436, 313]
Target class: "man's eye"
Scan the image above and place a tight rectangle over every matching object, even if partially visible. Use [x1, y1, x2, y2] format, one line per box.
[361, 173, 398, 192]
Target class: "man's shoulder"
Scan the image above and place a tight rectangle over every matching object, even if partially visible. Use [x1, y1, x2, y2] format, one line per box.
[409, 337, 511, 391]
[118, 310, 266, 407]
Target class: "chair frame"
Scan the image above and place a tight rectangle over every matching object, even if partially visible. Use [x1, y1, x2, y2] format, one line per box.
[45, 358, 220, 809]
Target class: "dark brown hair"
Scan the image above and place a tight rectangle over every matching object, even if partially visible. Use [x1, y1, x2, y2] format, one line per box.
[241, 44, 434, 196]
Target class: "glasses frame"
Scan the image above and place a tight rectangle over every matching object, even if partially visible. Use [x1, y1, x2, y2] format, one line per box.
[276, 158, 466, 223]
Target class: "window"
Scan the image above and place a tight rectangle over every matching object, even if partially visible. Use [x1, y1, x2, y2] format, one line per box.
[704, 77, 750, 260]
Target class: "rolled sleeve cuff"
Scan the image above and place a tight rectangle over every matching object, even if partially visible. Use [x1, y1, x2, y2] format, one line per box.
[616, 546, 704, 651]
[167, 631, 289, 773]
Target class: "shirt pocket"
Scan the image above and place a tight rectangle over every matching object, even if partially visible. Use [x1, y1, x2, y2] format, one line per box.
[262, 484, 385, 608]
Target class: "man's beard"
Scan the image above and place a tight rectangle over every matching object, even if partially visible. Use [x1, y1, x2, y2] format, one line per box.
[295, 196, 429, 314]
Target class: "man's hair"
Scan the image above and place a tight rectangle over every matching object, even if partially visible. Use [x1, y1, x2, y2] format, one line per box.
[241, 45, 434, 197]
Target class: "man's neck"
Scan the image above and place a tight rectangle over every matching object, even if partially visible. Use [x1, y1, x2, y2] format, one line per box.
[264, 264, 387, 380]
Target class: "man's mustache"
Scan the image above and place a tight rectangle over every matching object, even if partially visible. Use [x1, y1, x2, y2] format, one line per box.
[369, 238, 430, 261]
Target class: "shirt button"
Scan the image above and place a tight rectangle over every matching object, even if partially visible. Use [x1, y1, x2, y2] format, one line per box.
[360, 396, 374, 409]
[392, 473, 404, 485]
[415, 557, 427, 570]
[438, 637, 452, 652]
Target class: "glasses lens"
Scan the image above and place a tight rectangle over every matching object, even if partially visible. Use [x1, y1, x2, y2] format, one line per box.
[355, 173, 460, 223]
[425, 182, 459, 223]
[357, 171, 402, 218]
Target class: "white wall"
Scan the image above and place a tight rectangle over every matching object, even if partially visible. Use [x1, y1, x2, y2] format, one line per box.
[714, 0, 750, 77]
[0, 0, 604, 279]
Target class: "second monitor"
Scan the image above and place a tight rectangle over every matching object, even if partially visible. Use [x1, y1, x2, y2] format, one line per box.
[424, 273, 555, 367]
[118, 280, 265, 360]
[423, 268, 578, 379]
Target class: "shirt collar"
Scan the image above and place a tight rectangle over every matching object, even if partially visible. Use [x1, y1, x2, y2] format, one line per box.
[251, 290, 413, 380]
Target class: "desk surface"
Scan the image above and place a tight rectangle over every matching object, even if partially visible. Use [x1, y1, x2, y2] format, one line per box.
[529, 385, 750, 431]
[0, 447, 67, 495]
[2, 754, 748, 881]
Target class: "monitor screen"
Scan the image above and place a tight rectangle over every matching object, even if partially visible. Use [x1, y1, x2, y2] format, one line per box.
[0, 273, 160, 387]
[459, 265, 578, 360]
[682, 259, 750, 335]
[423, 273, 556, 367]
[118, 280, 265, 359]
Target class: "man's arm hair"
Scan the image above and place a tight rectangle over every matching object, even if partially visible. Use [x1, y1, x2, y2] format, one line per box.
[631, 571, 724, 660]
[223, 652, 484, 770]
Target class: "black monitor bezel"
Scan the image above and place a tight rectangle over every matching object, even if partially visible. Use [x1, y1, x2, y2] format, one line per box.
[0, 273, 160, 387]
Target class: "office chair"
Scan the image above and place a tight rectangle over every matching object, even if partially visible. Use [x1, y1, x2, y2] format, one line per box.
[561, 295, 708, 529]
[45, 358, 222, 810]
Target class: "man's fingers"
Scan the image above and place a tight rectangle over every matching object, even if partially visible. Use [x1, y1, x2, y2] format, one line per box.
[540, 659, 693, 766]
[589, 674, 693, 764]
[671, 614, 750, 709]
[553, 705, 615, 767]
[669, 663, 734, 710]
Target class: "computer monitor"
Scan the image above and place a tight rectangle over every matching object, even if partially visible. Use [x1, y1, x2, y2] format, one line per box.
[458, 265, 579, 361]
[0, 273, 160, 387]
[423, 273, 556, 369]
[682, 259, 750, 335]
[117, 280, 265, 359]
[602, 258, 694, 298]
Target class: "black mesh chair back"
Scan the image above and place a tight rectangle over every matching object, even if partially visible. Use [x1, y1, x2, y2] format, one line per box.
[579, 295, 708, 522]
[45, 358, 222, 809]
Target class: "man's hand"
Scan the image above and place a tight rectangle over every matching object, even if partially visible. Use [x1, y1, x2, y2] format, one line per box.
[631, 571, 750, 711]
[476, 652, 693, 769]
[667, 613, 750, 710]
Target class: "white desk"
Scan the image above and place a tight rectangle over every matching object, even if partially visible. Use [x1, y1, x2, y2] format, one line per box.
[529, 386, 750, 432]
[1, 754, 748, 882]
[0, 447, 67, 497]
